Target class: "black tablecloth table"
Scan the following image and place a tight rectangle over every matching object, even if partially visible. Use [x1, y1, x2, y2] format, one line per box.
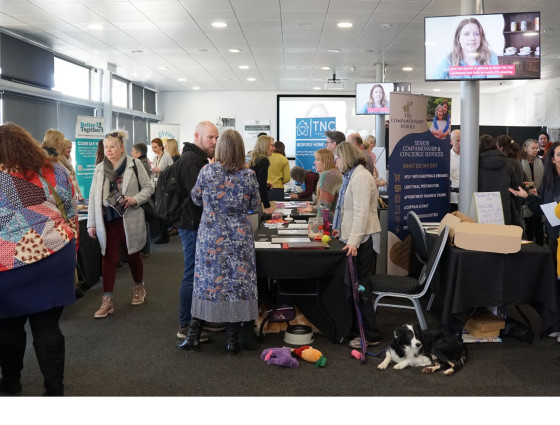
[255, 224, 351, 343]
[435, 242, 560, 337]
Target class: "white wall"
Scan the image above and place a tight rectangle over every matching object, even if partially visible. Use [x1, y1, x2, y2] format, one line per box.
[158, 91, 278, 149]
[159, 79, 560, 150]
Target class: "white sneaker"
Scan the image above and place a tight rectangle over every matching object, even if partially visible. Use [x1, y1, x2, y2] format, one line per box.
[549, 332, 559, 337]
[557, 336, 560, 343]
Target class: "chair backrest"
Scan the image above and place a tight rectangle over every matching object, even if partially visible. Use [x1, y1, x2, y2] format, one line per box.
[417, 226, 449, 294]
[407, 211, 428, 263]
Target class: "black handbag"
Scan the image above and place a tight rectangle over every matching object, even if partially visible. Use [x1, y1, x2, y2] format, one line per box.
[132, 160, 156, 222]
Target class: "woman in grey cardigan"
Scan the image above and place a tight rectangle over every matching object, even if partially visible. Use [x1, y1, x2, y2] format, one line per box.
[87, 130, 154, 319]
[521, 139, 544, 245]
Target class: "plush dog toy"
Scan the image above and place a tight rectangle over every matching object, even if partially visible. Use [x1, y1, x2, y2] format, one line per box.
[292, 345, 327, 367]
[260, 347, 299, 368]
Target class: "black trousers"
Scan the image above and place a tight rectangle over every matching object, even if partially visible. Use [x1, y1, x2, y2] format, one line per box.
[344, 237, 381, 341]
[524, 215, 544, 246]
[0, 306, 65, 395]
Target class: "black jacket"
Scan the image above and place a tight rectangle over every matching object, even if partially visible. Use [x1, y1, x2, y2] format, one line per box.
[176, 142, 209, 230]
[478, 150, 521, 226]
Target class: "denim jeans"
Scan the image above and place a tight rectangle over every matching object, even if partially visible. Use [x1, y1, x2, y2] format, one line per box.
[178, 228, 197, 328]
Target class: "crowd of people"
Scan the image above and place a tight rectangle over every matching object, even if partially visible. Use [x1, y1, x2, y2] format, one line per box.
[4, 116, 560, 396]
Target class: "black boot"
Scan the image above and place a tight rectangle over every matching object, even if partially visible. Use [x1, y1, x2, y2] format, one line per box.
[177, 318, 204, 351]
[240, 321, 258, 351]
[33, 335, 65, 396]
[0, 329, 26, 394]
[154, 232, 169, 244]
[225, 322, 241, 355]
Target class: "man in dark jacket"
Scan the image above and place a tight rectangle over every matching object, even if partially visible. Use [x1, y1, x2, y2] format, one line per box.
[175, 121, 218, 342]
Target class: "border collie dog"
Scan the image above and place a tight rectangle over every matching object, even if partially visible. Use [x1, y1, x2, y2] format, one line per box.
[420, 329, 467, 376]
[378, 324, 467, 376]
[378, 324, 432, 370]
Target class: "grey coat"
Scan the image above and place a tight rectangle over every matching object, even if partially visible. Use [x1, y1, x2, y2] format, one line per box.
[87, 156, 154, 255]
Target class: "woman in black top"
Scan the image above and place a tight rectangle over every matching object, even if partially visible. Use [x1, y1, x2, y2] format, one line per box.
[249, 135, 275, 214]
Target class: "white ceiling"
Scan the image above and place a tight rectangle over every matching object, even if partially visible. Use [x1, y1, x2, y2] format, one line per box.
[0, 0, 559, 95]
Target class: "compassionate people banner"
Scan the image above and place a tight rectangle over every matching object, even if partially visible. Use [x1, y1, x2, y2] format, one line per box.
[75, 116, 107, 199]
[387, 93, 451, 275]
[149, 123, 180, 142]
[294, 117, 335, 171]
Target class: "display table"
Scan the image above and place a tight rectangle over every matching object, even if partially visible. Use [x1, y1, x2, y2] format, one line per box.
[255, 223, 351, 342]
[434, 242, 560, 336]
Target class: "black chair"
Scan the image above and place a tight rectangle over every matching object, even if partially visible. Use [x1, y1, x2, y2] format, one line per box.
[406, 211, 436, 310]
[370, 226, 449, 330]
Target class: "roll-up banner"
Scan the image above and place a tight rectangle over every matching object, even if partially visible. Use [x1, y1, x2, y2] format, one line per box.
[75, 116, 107, 199]
[387, 93, 452, 274]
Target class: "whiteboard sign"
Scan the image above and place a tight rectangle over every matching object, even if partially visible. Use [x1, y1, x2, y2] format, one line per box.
[473, 192, 504, 224]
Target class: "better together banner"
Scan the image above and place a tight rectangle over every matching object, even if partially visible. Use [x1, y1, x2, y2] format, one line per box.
[387, 93, 451, 275]
[75, 116, 107, 199]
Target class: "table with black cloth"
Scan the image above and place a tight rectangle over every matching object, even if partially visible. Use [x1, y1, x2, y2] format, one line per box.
[255, 223, 351, 343]
[78, 217, 102, 292]
[434, 241, 560, 337]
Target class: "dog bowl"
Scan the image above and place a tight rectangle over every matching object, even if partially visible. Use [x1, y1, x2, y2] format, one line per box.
[284, 324, 314, 345]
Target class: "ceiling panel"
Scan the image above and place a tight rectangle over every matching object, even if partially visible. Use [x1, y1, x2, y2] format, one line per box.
[0, 0, 556, 93]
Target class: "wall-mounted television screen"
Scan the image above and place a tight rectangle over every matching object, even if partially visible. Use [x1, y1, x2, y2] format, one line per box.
[0, 33, 55, 89]
[425, 12, 540, 81]
[355, 82, 411, 115]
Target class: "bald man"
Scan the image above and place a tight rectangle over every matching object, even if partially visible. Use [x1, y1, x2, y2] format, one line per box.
[347, 132, 375, 175]
[450, 129, 460, 212]
[176, 121, 218, 345]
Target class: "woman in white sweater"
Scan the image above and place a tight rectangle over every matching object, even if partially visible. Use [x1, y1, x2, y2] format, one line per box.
[332, 142, 382, 349]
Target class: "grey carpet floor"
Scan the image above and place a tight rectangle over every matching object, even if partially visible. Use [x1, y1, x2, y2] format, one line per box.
[7, 234, 560, 398]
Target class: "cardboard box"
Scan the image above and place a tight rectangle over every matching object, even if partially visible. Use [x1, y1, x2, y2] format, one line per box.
[454, 222, 522, 254]
[438, 211, 475, 243]
[465, 310, 506, 332]
[463, 322, 501, 338]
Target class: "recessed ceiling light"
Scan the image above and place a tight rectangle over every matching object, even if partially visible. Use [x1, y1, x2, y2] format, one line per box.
[382, 24, 393, 28]
[327, 49, 341, 53]
[313, 87, 321, 90]
[247, 77, 256, 81]
[239, 65, 249, 70]
[228, 49, 241, 53]
[197, 49, 208, 53]
[433, 89, 441, 92]
[178, 78, 186, 82]
[402, 67, 413, 71]
[212, 22, 227, 28]
[321, 66, 332, 70]
[543, 27, 553, 33]
[131, 49, 143, 54]
[337, 22, 353, 28]
[297, 22, 311, 27]
[88, 24, 103, 30]
[192, 86, 200, 90]
[158, 66, 168, 70]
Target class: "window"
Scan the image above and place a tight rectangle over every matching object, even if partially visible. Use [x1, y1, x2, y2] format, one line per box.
[112, 77, 128, 108]
[53, 57, 90, 99]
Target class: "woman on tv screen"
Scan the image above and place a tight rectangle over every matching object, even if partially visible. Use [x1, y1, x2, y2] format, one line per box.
[433, 17, 499, 79]
[359, 84, 389, 114]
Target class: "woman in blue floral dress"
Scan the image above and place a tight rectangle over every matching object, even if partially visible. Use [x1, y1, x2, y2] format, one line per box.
[184, 129, 260, 354]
